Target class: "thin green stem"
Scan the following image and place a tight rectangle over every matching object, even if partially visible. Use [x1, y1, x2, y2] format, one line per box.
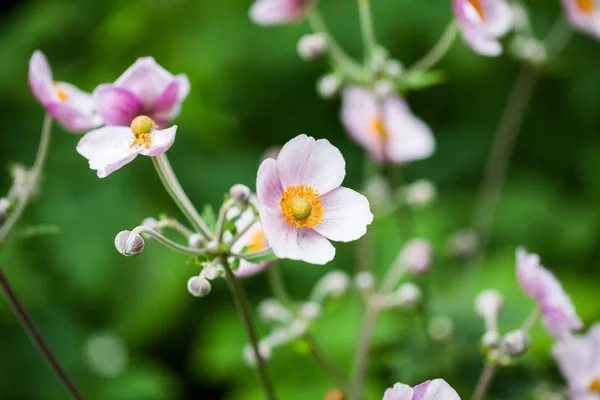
[305, 334, 349, 388]
[151, 154, 212, 240]
[357, 0, 378, 60]
[472, 363, 496, 400]
[221, 257, 278, 400]
[157, 218, 193, 238]
[520, 307, 540, 333]
[132, 226, 211, 257]
[266, 263, 293, 307]
[350, 308, 379, 400]
[409, 20, 459, 73]
[0, 114, 53, 244]
[215, 200, 233, 244]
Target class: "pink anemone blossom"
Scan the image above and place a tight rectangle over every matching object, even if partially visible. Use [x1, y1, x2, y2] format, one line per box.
[256, 134, 373, 265]
[28, 50, 101, 133]
[93, 57, 190, 128]
[516, 248, 582, 339]
[563, 0, 600, 38]
[76, 115, 176, 178]
[383, 379, 461, 400]
[228, 197, 272, 277]
[341, 87, 435, 164]
[453, 0, 512, 56]
[553, 323, 600, 400]
[249, 0, 314, 25]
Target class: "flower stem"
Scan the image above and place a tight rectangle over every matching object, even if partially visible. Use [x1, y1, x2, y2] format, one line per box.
[357, 0, 378, 60]
[520, 307, 540, 333]
[472, 363, 496, 400]
[350, 308, 379, 400]
[0, 114, 53, 244]
[0, 266, 84, 400]
[305, 334, 349, 388]
[409, 20, 459, 73]
[132, 226, 211, 257]
[151, 154, 212, 240]
[221, 257, 277, 400]
[266, 263, 293, 307]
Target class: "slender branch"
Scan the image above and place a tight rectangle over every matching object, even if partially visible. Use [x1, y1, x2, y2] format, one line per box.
[0, 266, 84, 400]
[357, 0, 378, 60]
[221, 257, 278, 400]
[157, 218, 193, 238]
[350, 308, 379, 400]
[215, 200, 233, 244]
[132, 226, 211, 257]
[472, 363, 496, 400]
[520, 307, 540, 334]
[305, 334, 349, 388]
[151, 154, 212, 240]
[232, 247, 273, 260]
[0, 114, 53, 244]
[266, 263, 293, 307]
[409, 20, 459, 73]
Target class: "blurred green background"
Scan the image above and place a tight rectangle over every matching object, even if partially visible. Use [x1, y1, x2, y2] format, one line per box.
[1, 0, 600, 399]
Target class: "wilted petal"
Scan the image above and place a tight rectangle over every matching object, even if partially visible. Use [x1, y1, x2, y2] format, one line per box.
[277, 134, 345, 196]
[413, 379, 461, 400]
[383, 383, 414, 400]
[296, 228, 335, 265]
[28, 50, 57, 106]
[114, 57, 173, 108]
[250, 0, 312, 25]
[139, 126, 177, 157]
[313, 187, 373, 242]
[76, 126, 140, 178]
[94, 85, 144, 126]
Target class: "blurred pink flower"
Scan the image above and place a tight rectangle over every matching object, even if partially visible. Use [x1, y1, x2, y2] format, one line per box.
[552, 324, 600, 400]
[341, 87, 435, 164]
[563, 0, 600, 38]
[249, 0, 314, 26]
[516, 248, 582, 339]
[93, 57, 189, 128]
[453, 0, 512, 56]
[77, 116, 176, 178]
[256, 134, 373, 265]
[28, 50, 101, 133]
[383, 379, 461, 400]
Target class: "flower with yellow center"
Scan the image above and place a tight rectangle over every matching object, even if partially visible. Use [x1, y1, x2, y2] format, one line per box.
[129, 115, 156, 149]
[370, 118, 389, 143]
[280, 184, 324, 229]
[468, 0, 485, 19]
[247, 229, 268, 252]
[576, 0, 595, 14]
[590, 378, 600, 392]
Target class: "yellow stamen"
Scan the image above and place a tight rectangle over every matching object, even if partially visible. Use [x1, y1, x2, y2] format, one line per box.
[576, 0, 594, 14]
[129, 115, 155, 149]
[370, 118, 389, 143]
[53, 82, 68, 102]
[247, 229, 267, 252]
[590, 378, 600, 392]
[468, 0, 485, 20]
[280, 184, 324, 229]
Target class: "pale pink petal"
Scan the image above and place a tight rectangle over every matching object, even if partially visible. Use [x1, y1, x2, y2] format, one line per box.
[259, 207, 303, 260]
[383, 96, 435, 164]
[277, 134, 345, 196]
[114, 57, 173, 108]
[413, 379, 461, 400]
[28, 50, 58, 106]
[152, 80, 179, 114]
[232, 221, 271, 277]
[454, 0, 504, 56]
[563, 0, 600, 38]
[482, 0, 512, 36]
[174, 74, 191, 102]
[235, 260, 270, 277]
[257, 158, 284, 211]
[249, 0, 312, 25]
[76, 126, 141, 178]
[313, 187, 373, 242]
[139, 126, 177, 157]
[341, 87, 386, 162]
[460, 26, 502, 56]
[296, 228, 335, 265]
[383, 383, 414, 400]
[516, 247, 542, 299]
[46, 103, 99, 133]
[94, 84, 144, 126]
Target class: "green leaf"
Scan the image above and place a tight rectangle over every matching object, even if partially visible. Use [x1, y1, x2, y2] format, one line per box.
[201, 204, 217, 232]
[397, 70, 447, 92]
[238, 250, 278, 263]
[230, 258, 240, 271]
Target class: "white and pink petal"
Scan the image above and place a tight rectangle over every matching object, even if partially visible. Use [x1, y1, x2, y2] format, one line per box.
[314, 187, 373, 242]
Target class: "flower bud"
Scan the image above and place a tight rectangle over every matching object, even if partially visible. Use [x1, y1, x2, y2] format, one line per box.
[243, 342, 272, 367]
[510, 3, 530, 32]
[399, 238, 433, 275]
[321, 271, 350, 297]
[511, 36, 547, 66]
[475, 289, 504, 329]
[481, 330, 500, 350]
[200, 264, 223, 280]
[502, 330, 530, 357]
[384, 59, 404, 78]
[0, 198, 10, 224]
[374, 80, 395, 98]
[299, 301, 322, 321]
[396, 282, 422, 307]
[402, 179, 437, 207]
[428, 315, 454, 342]
[114, 230, 144, 257]
[355, 271, 375, 292]
[188, 233, 205, 248]
[229, 184, 251, 206]
[317, 74, 342, 99]
[324, 388, 347, 400]
[187, 276, 211, 297]
[447, 229, 478, 256]
[141, 217, 160, 231]
[297, 33, 327, 61]
[369, 47, 389, 74]
[258, 299, 293, 323]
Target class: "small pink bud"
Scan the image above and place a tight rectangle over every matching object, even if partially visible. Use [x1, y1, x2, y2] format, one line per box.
[355, 271, 375, 292]
[481, 331, 500, 349]
[187, 276, 211, 297]
[400, 238, 433, 274]
[396, 283, 422, 306]
[502, 330, 529, 357]
[297, 33, 327, 61]
[230, 184, 251, 206]
[317, 74, 342, 99]
[188, 233, 205, 248]
[475, 289, 504, 320]
[114, 230, 144, 257]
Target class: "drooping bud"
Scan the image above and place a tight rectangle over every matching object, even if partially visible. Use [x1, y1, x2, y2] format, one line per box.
[481, 330, 500, 350]
[400, 238, 433, 275]
[402, 179, 437, 207]
[299, 301, 322, 321]
[188, 233, 205, 248]
[230, 184, 251, 206]
[187, 276, 212, 297]
[355, 271, 375, 292]
[502, 330, 530, 357]
[200, 264, 223, 280]
[384, 59, 404, 78]
[297, 33, 327, 61]
[312, 270, 350, 302]
[317, 74, 342, 99]
[373, 80, 395, 98]
[395, 282, 422, 307]
[114, 230, 145, 257]
[0, 198, 11, 224]
[324, 388, 347, 400]
[428, 315, 454, 342]
[475, 289, 504, 332]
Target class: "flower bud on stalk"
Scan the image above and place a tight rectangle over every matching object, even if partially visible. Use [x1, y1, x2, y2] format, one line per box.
[188, 233, 205, 248]
[141, 217, 160, 231]
[481, 330, 500, 350]
[355, 271, 375, 292]
[0, 198, 10, 225]
[297, 33, 327, 61]
[384, 60, 404, 78]
[187, 276, 211, 297]
[475, 289, 504, 332]
[114, 230, 144, 257]
[299, 301, 322, 321]
[317, 74, 342, 99]
[502, 329, 530, 357]
[395, 283, 422, 307]
[229, 184, 251, 206]
[400, 238, 433, 275]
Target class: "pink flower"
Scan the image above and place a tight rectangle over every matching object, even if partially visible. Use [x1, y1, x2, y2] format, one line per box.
[383, 379, 461, 400]
[94, 57, 190, 128]
[516, 248, 583, 339]
[563, 0, 600, 38]
[341, 87, 435, 164]
[249, 0, 314, 25]
[28, 50, 101, 133]
[552, 324, 600, 400]
[229, 197, 272, 277]
[256, 134, 373, 265]
[453, 0, 512, 56]
[76, 115, 176, 178]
